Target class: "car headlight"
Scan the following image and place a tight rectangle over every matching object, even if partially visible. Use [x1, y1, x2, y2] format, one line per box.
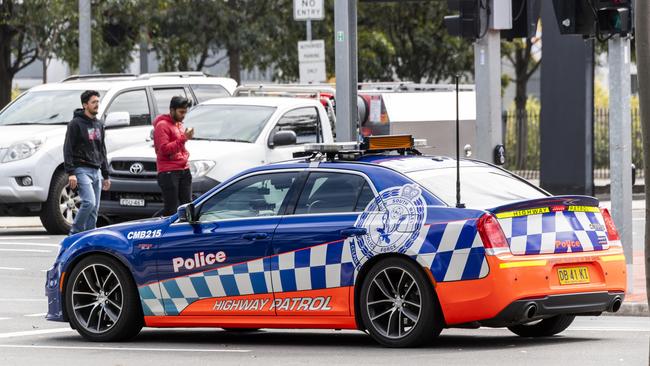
[189, 160, 215, 178]
[1, 138, 45, 163]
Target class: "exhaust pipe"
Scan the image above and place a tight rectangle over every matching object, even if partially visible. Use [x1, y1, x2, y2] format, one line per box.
[523, 303, 538, 319]
[608, 297, 622, 313]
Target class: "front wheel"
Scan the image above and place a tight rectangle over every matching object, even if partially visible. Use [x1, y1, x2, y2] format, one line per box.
[40, 171, 79, 234]
[507, 315, 576, 337]
[359, 257, 443, 348]
[64, 255, 143, 341]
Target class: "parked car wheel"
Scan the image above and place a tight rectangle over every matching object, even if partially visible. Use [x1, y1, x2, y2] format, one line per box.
[507, 315, 576, 337]
[359, 257, 443, 348]
[64, 255, 143, 341]
[40, 171, 79, 234]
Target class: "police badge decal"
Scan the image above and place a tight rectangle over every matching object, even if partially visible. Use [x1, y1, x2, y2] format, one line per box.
[350, 184, 427, 268]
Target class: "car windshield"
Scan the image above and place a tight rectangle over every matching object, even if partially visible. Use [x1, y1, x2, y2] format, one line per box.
[406, 166, 547, 209]
[184, 104, 276, 143]
[0, 90, 106, 126]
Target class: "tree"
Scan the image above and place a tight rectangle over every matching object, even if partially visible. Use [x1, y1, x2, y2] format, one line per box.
[502, 36, 541, 170]
[634, 0, 650, 307]
[0, 0, 67, 108]
[358, 1, 474, 83]
[54, 0, 146, 74]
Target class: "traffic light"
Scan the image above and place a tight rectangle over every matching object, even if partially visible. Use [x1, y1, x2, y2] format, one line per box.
[552, 0, 632, 37]
[501, 0, 541, 40]
[444, 0, 489, 39]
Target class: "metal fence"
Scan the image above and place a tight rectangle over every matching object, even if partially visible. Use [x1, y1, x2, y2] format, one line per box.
[503, 107, 644, 182]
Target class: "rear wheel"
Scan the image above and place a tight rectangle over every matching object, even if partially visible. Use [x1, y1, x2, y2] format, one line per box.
[359, 257, 442, 348]
[507, 315, 576, 337]
[40, 171, 78, 234]
[64, 255, 143, 341]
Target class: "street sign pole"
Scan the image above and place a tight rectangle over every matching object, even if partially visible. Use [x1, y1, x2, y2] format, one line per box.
[608, 35, 634, 291]
[78, 0, 92, 74]
[334, 0, 358, 142]
[306, 19, 312, 41]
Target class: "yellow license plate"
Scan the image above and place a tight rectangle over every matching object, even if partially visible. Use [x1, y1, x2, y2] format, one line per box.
[557, 266, 590, 285]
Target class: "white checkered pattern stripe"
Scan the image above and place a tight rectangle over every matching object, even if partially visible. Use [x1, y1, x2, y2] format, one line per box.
[498, 211, 609, 255]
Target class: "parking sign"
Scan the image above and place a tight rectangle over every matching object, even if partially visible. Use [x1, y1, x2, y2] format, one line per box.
[294, 0, 324, 21]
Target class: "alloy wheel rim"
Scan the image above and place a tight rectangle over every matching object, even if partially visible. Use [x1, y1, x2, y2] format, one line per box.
[366, 267, 422, 339]
[59, 185, 80, 225]
[71, 264, 123, 334]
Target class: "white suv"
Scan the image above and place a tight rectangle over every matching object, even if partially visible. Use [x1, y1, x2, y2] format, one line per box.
[101, 96, 334, 221]
[0, 72, 237, 234]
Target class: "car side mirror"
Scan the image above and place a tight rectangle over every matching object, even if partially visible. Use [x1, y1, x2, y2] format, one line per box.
[177, 203, 196, 223]
[104, 111, 130, 128]
[271, 130, 297, 147]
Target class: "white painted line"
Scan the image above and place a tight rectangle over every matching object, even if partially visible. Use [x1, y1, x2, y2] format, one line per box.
[23, 313, 46, 317]
[0, 317, 11, 321]
[0, 328, 74, 339]
[0, 298, 47, 302]
[0, 267, 25, 271]
[0, 248, 52, 253]
[0, 344, 251, 353]
[568, 327, 650, 332]
[0, 242, 59, 248]
[0, 236, 52, 240]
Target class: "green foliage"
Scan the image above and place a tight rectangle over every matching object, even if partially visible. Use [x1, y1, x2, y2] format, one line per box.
[504, 97, 541, 171]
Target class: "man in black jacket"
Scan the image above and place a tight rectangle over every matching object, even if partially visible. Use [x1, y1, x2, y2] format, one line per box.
[63, 90, 111, 235]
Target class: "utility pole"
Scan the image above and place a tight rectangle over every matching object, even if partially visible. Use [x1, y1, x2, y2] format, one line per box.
[608, 35, 633, 291]
[334, 0, 358, 142]
[634, 0, 650, 306]
[78, 0, 92, 74]
[473, 29, 503, 162]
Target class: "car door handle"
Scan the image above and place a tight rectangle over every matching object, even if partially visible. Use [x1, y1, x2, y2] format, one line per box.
[340, 227, 367, 237]
[241, 232, 269, 240]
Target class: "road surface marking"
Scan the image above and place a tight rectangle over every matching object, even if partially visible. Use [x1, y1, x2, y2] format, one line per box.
[0, 249, 52, 253]
[0, 344, 251, 353]
[0, 242, 59, 248]
[0, 236, 52, 240]
[0, 318, 10, 321]
[24, 313, 46, 317]
[0, 267, 25, 271]
[0, 298, 47, 302]
[568, 327, 650, 332]
[0, 328, 74, 339]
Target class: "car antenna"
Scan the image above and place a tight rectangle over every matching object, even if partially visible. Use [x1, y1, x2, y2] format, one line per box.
[455, 75, 465, 209]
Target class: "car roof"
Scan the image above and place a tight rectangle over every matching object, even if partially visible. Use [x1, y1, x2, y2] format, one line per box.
[26, 76, 238, 94]
[199, 96, 323, 108]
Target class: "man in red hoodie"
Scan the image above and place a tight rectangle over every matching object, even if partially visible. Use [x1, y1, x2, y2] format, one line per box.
[153, 96, 194, 216]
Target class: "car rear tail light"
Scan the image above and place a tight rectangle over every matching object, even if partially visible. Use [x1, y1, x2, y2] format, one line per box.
[600, 208, 621, 245]
[477, 213, 510, 255]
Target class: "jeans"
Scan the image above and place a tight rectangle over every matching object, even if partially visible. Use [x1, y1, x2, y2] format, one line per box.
[70, 167, 102, 235]
[157, 169, 192, 216]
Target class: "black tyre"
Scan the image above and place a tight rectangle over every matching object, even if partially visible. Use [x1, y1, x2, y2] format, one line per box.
[507, 315, 576, 337]
[40, 170, 79, 234]
[359, 257, 443, 348]
[64, 255, 143, 342]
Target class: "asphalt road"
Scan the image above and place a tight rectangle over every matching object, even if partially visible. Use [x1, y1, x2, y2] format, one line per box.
[0, 228, 647, 366]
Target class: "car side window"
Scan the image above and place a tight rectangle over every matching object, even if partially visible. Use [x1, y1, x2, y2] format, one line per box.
[197, 172, 298, 222]
[153, 88, 187, 115]
[270, 107, 322, 146]
[294, 172, 374, 215]
[191, 84, 229, 103]
[105, 89, 151, 126]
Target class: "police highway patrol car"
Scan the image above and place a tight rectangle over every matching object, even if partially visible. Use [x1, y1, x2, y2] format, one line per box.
[45, 135, 627, 347]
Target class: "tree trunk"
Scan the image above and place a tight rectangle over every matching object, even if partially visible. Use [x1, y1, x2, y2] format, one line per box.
[228, 46, 241, 84]
[634, 0, 650, 307]
[514, 78, 528, 170]
[0, 29, 14, 109]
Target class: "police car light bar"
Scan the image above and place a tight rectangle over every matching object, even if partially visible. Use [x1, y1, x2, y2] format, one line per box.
[303, 142, 359, 153]
[362, 135, 413, 151]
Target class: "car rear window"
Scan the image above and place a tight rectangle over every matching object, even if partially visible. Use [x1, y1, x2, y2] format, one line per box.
[406, 166, 547, 209]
